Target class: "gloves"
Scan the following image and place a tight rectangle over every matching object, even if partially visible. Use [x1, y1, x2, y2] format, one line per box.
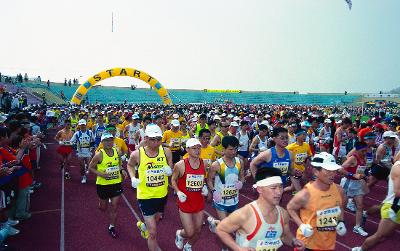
[299, 224, 314, 238]
[59, 141, 64, 145]
[201, 185, 208, 196]
[235, 180, 243, 190]
[177, 191, 187, 202]
[213, 190, 222, 203]
[131, 177, 140, 188]
[336, 221, 347, 236]
[121, 155, 127, 162]
[163, 166, 172, 176]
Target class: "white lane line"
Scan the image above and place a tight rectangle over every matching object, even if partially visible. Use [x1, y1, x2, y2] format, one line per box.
[60, 169, 65, 251]
[336, 240, 352, 250]
[365, 196, 383, 203]
[121, 194, 142, 221]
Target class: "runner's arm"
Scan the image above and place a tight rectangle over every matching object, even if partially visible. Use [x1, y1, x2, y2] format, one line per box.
[340, 156, 363, 179]
[210, 134, 220, 147]
[249, 150, 271, 178]
[216, 206, 252, 251]
[248, 136, 259, 154]
[281, 208, 304, 250]
[88, 151, 106, 178]
[54, 131, 62, 142]
[164, 147, 174, 168]
[127, 150, 139, 179]
[171, 160, 184, 193]
[238, 158, 245, 183]
[287, 188, 310, 227]
[207, 161, 220, 191]
[374, 145, 385, 165]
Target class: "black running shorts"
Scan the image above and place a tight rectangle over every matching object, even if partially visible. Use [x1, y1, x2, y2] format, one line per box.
[96, 183, 123, 200]
[137, 196, 168, 217]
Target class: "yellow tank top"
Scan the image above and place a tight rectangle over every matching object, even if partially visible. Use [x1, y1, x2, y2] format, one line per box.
[96, 148, 122, 185]
[214, 131, 225, 158]
[137, 146, 169, 199]
[296, 182, 342, 250]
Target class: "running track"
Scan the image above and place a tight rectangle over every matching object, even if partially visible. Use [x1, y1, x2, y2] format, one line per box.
[9, 130, 399, 250]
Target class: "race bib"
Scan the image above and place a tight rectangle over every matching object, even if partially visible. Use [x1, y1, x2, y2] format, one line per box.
[273, 162, 289, 176]
[105, 166, 120, 180]
[356, 165, 367, 175]
[256, 239, 283, 251]
[171, 138, 181, 148]
[316, 206, 341, 231]
[186, 174, 204, 191]
[145, 169, 165, 187]
[295, 153, 307, 164]
[222, 184, 238, 200]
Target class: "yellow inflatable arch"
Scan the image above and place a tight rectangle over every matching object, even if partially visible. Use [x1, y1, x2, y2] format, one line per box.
[70, 67, 172, 105]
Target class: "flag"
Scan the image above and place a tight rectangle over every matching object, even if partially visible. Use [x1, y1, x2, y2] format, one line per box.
[345, 0, 352, 10]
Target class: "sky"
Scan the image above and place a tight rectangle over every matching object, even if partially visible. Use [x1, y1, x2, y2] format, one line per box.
[1, 0, 399, 93]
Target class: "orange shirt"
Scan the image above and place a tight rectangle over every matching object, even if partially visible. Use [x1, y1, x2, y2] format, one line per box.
[297, 182, 343, 250]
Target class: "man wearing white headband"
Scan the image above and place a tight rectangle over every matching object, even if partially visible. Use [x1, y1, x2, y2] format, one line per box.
[287, 152, 346, 251]
[216, 168, 305, 251]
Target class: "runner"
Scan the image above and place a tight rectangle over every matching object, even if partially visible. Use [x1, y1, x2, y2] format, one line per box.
[162, 119, 183, 164]
[340, 141, 369, 236]
[93, 114, 106, 148]
[250, 127, 293, 188]
[286, 128, 312, 193]
[249, 123, 269, 158]
[319, 119, 333, 153]
[216, 168, 305, 251]
[207, 135, 244, 226]
[95, 124, 129, 160]
[126, 124, 173, 251]
[54, 119, 74, 179]
[70, 119, 94, 184]
[88, 132, 127, 238]
[124, 114, 141, 152]
[171, 138, 208, 251]
[352, 161, 400, 251]
[287, 152, 347, 251]
[211, 121, 230, 158]
[333, 117, 352, 163]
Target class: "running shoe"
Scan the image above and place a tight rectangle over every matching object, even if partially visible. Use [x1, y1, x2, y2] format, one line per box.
[64, 172, 71, 180]
[6, 219, 19, 226]
[136, 221, 149, 239]
[108, 226, 117, 238]
[352, 247, 363, 251]
[2, 226, 19, 236]
[81, 175, 87, 184]
[353, 225, 368, 237]
[175, 230, 184, 249]
[346, 200, 356, 212]
[207, 216, 217, 233]
[183, 242, 192, 251]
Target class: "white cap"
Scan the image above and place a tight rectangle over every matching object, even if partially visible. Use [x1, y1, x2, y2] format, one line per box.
[221, 113, 226, 117]
[383, 131, 398, 138]
[336, 120, 342, 124]
[172, 113, 179, 119]
[132, 114, 140, 120]
[227, 114, 234, 119]
[0, 115, 7, 123]
[233, 116, 240, 121]
[192, 117, 198, 122]
[230, 121, 239, 127]
[186, 138, 201, 148]
[171, 119, 180, 127]
[213, 115, 221, 120]
[78, 119, 87, 125]
[101, 132, 114, 141]
[145, 125, 162, 137]
[249, 114, 255, 118]
[324, 119, 332, 123]
[264, 114, 271, 119]
[311, 153, 342, 171]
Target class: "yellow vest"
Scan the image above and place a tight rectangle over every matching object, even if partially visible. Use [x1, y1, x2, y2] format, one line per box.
[137, 146, 169, 199]
[215, 131, 225, 157]
[96, 148, 122, 185]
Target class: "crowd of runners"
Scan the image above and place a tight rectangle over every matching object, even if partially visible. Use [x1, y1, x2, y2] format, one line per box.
[1, 103, 399, 251]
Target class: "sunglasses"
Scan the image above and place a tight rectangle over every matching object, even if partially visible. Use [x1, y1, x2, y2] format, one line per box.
[221, 125, 229, 128]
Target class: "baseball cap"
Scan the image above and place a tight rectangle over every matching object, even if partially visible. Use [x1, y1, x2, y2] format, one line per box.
[78, 119, 87, 125]
[101, 132, 114, 141]
[311, 153, 342, 171]
[171, 119, 180, 127]
[230, 121, 239, 127]
[324, 119, 332, 123]
[300, 121, 311, 127]
[172, 113, 179, 119]
[383, 131, 397, 139]
[213, 115, 221, 120]
[145, 125, 162, 137]
[132, 114, 140, 120]
[186, 138, 201, 148]
[106, 124, 116, 131]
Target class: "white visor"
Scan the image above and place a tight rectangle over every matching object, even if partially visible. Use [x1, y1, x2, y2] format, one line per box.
[253, 176, 282, 188]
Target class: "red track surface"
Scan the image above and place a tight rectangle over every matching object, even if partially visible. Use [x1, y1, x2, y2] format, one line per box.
[9, 130, 400, 250]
